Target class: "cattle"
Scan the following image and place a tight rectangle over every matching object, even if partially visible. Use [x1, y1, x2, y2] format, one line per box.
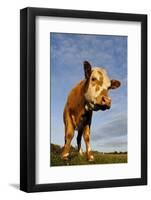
[61, 61, 121, 161]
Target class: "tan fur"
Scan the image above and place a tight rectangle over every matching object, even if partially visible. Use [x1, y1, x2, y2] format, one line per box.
[63, 80, 87, 129]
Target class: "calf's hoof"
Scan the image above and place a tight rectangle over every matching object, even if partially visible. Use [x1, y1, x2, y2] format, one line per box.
[78, 148, 83, 156]
[61, 152, 69, 161]
[87, 154, 94, 162]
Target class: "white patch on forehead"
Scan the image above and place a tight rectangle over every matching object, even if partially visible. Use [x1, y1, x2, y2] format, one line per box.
[92, 67, 111, 89]
[91, 70, 101, 81]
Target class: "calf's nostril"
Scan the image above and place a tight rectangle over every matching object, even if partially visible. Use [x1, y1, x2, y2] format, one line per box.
[102, 96, 106, 104]
[101, 96, 104, 100]
[102, 96, 111, 106]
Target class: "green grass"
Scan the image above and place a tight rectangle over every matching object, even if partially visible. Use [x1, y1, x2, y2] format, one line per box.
[50, 143, 128, 167]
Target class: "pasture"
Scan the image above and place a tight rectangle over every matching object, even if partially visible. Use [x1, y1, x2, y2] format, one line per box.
[51, 143, 127, 166]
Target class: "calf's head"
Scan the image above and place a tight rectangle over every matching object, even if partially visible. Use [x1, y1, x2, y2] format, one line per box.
[84, 61, 121, 111]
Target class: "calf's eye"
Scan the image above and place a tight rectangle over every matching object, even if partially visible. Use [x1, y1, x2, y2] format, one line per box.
[91, 77, 96, 81]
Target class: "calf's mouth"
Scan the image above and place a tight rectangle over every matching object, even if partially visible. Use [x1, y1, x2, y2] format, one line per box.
[85, 101, 110, 111]
[93, 104, 110, 111]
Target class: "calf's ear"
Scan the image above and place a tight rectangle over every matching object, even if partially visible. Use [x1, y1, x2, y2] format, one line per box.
[109, 80, 121, 89]
[84, 61, 92, 79]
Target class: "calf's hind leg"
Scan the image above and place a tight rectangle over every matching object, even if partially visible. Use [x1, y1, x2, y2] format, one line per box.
[77, 129, 83, 156]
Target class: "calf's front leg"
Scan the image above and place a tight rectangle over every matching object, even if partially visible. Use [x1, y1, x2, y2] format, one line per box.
[83, 125, 94, 161]
[61, 112, 74, 160]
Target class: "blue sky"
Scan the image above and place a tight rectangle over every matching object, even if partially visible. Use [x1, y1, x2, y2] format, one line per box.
[50, 32, 127, 153]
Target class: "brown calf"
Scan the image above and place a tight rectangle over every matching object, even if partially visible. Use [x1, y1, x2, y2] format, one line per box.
[61, 61, 121, 161]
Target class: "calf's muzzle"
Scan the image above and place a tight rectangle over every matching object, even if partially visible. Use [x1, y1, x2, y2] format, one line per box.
[93, 95, 111, 111]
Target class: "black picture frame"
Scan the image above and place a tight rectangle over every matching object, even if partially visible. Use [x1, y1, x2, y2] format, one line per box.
[20, 7, 147, 192]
